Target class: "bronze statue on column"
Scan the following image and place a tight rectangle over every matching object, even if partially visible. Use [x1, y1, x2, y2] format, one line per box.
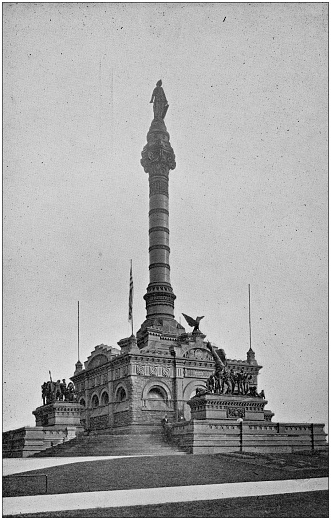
[150, 80, 169, 120]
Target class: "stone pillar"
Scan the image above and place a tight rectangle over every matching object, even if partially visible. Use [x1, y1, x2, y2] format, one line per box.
[247, 347, 256, 364]
[140, 119, 176, 321]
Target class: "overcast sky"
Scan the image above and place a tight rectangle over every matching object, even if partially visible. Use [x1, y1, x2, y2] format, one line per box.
[3, 2, 328, 432]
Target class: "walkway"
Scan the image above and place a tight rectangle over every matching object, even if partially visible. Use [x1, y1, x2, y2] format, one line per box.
[3, 455, 137, 477]
[3, 478, 328, 516]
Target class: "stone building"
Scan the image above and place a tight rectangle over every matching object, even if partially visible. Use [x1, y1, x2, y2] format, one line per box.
[71, 82, 263, 433]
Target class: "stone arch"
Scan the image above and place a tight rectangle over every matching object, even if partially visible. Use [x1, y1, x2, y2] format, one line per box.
[79, 398, 86, 407]
[141, 380, 172, 401]
[114, 384, 129, 412]
[114, 384, 128, 402]
[91, 393, 99, 408]
[182, 346, 213, 361]
[142, 380, 172, 411]
[182, 379, 206, 420]
[100, 391, 109, 406]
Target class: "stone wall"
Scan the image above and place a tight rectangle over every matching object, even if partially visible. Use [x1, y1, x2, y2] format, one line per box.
[3, 427, 71, 458]
[171, 420, 327, 454]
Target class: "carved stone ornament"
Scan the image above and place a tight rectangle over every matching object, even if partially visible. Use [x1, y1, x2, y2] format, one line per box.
[149, 365, 158, 376]
[141, 120, 176, 174]
[137, 365, 145, 376]
[227, 407, 245, 418]
[162, 366, 171, 377]
[135, 364, 171, 378]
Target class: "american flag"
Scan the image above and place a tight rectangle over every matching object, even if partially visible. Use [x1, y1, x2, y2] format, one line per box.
[128, 260, 133, 324]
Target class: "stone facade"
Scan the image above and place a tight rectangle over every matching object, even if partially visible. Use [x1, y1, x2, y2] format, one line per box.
[71, 333, 262, 432]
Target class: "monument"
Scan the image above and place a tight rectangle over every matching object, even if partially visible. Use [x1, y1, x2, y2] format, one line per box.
[3, 376, 83, 457]
[70, 80, 267, 437]
[3, 82, 327, 456]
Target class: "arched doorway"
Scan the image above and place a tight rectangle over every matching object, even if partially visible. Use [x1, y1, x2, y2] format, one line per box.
[182, 380, 206, 420]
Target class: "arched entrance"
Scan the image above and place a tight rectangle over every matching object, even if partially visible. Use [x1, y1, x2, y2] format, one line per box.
[141, 380, 172, 415]
[182, 380, 206, 420]
[146, 386, 168, 410]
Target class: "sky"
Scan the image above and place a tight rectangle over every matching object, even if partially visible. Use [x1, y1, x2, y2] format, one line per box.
[3, 2, 328, 432]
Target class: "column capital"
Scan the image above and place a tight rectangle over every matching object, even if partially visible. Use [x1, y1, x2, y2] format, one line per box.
[141, 119, 176, 174]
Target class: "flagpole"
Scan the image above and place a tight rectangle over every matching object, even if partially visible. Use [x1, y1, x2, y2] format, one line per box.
[129, 259, 134, 336]
[248, 284, 252, 350]
[78, 301, 80, 361]
[131, 259, 134, 336]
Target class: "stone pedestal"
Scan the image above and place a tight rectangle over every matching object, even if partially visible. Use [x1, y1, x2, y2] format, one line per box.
[188, 394, 268, 422]
[3, 402, 84, 457]
[33, 401, 83, 428]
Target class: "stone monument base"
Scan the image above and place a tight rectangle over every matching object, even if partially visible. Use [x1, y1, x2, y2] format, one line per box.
[33, 401, 83, 428]
[189, 394, 270, 422]
[171, 419, 327, 454]
[3, 402, 83, 458]
[171, 394, 327, 454]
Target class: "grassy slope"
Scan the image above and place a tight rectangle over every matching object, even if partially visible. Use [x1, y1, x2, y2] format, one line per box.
[4, 451, 328, 497]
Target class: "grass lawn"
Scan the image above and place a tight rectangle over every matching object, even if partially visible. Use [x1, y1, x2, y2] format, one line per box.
[3, 451, 328, 498]
[4, 491, 329, 518]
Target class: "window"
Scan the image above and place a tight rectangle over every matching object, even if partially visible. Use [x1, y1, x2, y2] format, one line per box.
[91, 395, 99, 408]
[101, 392, 109, 405]
[116, 387, 127, 402]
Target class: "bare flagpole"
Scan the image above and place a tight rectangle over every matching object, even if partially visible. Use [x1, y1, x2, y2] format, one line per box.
[78, 301, 80, 361]
[129, 260, 134, 336]
[248, 284, 252, 350]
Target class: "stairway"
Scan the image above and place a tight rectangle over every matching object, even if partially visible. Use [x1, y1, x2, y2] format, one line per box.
[30, 432, 186, 457]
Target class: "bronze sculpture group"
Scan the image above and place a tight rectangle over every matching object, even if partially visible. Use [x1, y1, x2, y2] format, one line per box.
[205, 342, 265, 398]
[41, 379, 77, 405]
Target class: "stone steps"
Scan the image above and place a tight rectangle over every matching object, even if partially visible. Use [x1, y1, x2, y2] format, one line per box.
[31, 433, 186, 457]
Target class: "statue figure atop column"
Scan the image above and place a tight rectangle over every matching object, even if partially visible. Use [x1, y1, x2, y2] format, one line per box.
[141, 80, 176, 174]
[150, 80, 169, 120]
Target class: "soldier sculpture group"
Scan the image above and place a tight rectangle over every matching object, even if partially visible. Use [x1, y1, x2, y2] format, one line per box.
[41, 379, 77, 405]
[205, 342, 265, 399]
[206, 369, 262, 397]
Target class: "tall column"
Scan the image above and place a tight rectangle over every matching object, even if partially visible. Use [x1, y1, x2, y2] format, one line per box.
[140, 82, 177, 323]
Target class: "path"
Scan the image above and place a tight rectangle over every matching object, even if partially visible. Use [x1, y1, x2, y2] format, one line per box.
[3, 455, 138, 476]
[3, 478, 328, 516]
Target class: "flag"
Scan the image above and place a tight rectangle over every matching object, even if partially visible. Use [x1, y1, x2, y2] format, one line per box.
[128, 260, 133, 324]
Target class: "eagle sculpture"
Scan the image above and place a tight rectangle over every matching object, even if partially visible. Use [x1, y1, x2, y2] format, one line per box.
[182, 313, 205, 333]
